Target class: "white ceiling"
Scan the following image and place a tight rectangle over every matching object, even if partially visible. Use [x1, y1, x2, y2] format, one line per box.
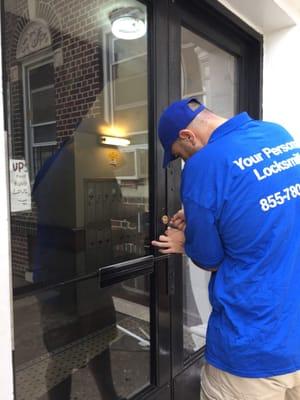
[218, 0, 299, 33]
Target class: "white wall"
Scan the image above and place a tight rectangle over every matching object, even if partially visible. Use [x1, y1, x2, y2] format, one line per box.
[0, 29, 14, 400]
[218, 0, 298, 33]
[217, 0, 300, 138]
[217, 1, 300, 139]
[263, 25, 300, 139]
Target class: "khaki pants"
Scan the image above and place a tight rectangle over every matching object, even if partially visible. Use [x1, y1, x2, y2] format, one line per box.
[200, 363, 300, 400]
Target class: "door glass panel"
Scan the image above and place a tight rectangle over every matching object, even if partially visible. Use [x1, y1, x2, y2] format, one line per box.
[181, 26, 238, 358]
[113, 36, 147, 61]
[114, 106, 148, 133]
[113, 56, 147, 79]
[3, 0, 151, 398]
[5, 0, 150, 287]
[114, 74, 147, 106]
[14, 274, 151, 399]
[181, 27, 237, 117]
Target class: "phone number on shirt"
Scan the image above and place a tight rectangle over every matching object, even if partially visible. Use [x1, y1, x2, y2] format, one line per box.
[260, 184, 300, 212]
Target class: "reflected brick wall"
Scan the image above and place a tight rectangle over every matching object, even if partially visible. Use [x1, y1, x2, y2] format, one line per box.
[4, 0, 107, 282]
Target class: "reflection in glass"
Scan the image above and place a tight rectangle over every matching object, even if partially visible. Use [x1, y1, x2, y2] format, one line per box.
[4, 0, 150, 398]
[6, 0, 150, 287]
[181, 27, 237, 118]
[33, 124, 56, 144]
[29, 63, 55, 89]
[27, 60, 57, 178]
[181, 27, 237, 358]
[31, 87, 56, 124]
[14, 275, 151, 399]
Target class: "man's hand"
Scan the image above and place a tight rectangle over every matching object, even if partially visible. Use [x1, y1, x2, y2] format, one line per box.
[169, 209, 186, 231]
[151, 228, 185, 254]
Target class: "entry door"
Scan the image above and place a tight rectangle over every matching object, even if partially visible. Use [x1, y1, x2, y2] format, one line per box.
[7, 1, 172, 399]
[164, 1, 262, 399]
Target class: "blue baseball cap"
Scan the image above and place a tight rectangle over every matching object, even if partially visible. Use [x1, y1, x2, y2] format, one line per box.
[158, 97, 205, 167]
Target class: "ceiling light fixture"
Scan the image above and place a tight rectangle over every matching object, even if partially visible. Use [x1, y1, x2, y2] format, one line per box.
[109, 7, 146, 40]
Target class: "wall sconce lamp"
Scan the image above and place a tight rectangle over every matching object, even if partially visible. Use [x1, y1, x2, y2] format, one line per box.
[100, 136, 130, 147]
[109, 7, 146, 40]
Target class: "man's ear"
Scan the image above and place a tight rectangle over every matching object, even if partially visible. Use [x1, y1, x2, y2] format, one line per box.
[178, 129, 196, 145]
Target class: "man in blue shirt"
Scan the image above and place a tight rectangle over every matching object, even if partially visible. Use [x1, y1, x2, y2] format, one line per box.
[152, 97, 300, 400]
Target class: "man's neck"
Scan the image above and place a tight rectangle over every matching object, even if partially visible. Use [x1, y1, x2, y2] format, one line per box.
[209, 116, 228, 135]
[198, 116, 228, 146]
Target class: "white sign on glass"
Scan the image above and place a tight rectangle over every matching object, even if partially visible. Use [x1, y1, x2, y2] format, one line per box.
[10, 159, 31, 212]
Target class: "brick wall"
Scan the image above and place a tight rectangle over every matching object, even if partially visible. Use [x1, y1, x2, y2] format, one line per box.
[10, 234, 30, 279]
[4, 0, 106, 280]
[55, 0, 104, 140]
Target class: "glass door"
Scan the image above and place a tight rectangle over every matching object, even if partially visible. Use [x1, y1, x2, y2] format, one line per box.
[3, 1, 171, 399]
[167, 1, 262, 398]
